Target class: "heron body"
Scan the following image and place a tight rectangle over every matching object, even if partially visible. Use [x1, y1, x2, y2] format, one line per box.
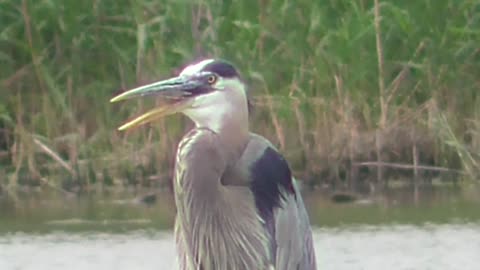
[111, 59, 317, 270]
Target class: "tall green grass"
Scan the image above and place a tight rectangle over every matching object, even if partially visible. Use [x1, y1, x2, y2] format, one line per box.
[0, 0, 479, 192]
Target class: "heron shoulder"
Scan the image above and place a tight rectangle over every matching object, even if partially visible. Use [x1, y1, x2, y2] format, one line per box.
[245, 133, 296, 218]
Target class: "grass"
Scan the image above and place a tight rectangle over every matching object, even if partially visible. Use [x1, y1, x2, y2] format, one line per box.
[0, 0, 479, 193]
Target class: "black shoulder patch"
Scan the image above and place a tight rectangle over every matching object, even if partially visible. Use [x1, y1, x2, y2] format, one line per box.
[250, 147, 295, 221]
[202, 60, 239, 78]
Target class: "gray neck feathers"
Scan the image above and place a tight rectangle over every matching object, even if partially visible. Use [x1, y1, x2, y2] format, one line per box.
[176, 186, 271, 269]
[174, 130, 271, 270]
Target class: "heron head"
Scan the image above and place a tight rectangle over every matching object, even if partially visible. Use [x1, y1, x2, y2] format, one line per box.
[111, 59, 248, 131]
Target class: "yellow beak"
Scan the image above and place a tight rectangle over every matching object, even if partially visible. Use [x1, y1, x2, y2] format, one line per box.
[110, 76, 200, 130]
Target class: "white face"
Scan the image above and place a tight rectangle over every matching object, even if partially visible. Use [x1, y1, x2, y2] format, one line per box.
[179, 60, 248, 132]
[180, 59, 215, 76]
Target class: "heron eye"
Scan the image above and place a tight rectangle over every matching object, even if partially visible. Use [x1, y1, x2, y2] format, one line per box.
[207, 75, 217, 84]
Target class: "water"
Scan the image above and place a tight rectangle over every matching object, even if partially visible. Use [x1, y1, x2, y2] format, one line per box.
[1, 224, 480, 270]
[1, 185, 480, 269]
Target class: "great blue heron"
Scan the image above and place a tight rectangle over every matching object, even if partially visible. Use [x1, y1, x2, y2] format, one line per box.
[111, 59, 317, 270]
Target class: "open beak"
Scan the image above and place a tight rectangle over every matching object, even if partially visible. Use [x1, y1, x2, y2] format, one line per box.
[110, 76, 203, 131]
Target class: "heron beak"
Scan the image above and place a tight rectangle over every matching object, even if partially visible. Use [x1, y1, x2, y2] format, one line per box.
[110, 76, 203, 131]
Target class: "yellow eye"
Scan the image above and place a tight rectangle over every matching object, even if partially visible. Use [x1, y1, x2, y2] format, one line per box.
[207, 75, 217, 84]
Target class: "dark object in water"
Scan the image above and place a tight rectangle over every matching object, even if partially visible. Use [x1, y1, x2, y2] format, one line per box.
[138, 193, 157, 206]
[331, 192, 358, 203]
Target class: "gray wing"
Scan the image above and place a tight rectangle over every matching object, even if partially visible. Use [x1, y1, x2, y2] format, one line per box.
[274, 180, 317, 270]
[247, 136, 317, 270]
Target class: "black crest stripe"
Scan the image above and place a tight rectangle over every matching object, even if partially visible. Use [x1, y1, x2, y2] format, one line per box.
[202, 60, 239, 78]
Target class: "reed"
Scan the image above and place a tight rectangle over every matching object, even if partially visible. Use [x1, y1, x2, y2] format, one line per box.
[1, 0, 479, 192]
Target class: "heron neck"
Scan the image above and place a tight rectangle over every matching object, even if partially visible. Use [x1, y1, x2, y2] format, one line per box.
[186, 104, 249, 160]
[221, 118, 249, 161]
[205, 113, 249, 160]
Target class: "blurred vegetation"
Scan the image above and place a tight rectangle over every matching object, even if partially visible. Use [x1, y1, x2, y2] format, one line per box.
[0, 0, 479, 193]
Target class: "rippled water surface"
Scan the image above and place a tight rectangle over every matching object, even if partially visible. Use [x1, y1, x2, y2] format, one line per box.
[1, 186, 480, 269]
[1, 224, 480, 270]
